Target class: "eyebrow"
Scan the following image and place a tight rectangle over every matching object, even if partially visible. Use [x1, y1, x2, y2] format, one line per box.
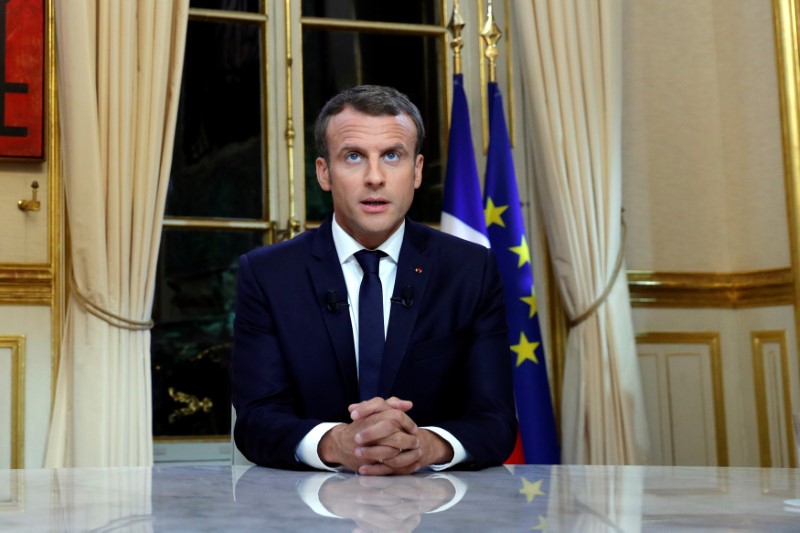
[382, 144, 409, 154]
[337, 143, 409, 155]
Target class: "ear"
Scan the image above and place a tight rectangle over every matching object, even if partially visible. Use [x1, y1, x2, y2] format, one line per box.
[413, 154, 423, 189]
[316, 157, 331, 191]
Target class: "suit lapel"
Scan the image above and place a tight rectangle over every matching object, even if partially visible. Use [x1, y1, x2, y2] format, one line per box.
[307, 218, 359, 401]
[379, 220, 433, 396]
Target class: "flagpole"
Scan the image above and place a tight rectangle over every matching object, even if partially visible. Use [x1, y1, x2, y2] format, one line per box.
[448, 0, 465, 75]
[480, 0, 501, 83]
[441, 0, 490, 246]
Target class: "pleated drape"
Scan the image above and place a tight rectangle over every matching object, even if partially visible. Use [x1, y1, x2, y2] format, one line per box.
[512, 0, 649, 464]
[46, 0, 189, 467]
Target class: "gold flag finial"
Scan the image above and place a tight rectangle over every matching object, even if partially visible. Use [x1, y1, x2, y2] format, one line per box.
[448, 0, 466, 75]
[480, 0, 502, 83]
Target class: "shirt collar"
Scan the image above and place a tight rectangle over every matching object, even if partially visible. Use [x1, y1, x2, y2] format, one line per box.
[331, 214, 404, 264]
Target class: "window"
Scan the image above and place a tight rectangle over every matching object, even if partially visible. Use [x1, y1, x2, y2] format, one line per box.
[152, 3, 269, 461]
[152, 0, 451, 461]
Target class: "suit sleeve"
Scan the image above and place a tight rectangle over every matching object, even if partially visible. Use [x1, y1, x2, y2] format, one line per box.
[230, 253, 320, 470]
[437, 249, 518, 469]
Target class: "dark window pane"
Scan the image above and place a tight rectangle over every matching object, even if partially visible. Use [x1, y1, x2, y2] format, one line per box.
[302, 0, 439, 25]
[151, 228, 265, 438]
[302, 29, 444, 223]
[167, 20, 264, 219]
[190, 0, 261, 12]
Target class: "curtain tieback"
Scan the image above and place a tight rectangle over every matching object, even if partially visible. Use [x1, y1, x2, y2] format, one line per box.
[69, 275, 154, 331]
[568, 214, 627, 328]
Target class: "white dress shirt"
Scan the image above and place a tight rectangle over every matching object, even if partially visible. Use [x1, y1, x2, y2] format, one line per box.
[295, 215, 467, 471]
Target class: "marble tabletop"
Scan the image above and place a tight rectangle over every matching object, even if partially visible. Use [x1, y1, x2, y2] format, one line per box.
[0, 464, 798, 531]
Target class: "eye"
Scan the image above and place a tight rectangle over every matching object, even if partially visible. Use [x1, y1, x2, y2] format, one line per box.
[384, 152, 399, 162]
[345, 152, 362, 162]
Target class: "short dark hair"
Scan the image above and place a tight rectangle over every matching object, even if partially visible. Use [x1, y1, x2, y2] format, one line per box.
[314, 85, 425, 161]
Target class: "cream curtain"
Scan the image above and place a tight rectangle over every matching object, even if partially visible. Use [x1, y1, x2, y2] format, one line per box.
[46, 0, 189, 467]
[512, 0, 649, 463]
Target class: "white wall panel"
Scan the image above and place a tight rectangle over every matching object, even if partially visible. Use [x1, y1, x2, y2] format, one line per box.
[667, 352, 717, 466]
[0, 345, 12, 469]
[633, 306, 798, 467]
[0, 307, 51, 468]
[0, 335, 24, 470]
[638, 336, 723, 466]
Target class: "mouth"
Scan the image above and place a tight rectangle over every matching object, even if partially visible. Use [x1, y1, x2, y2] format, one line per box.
[361, 199, 389, 212]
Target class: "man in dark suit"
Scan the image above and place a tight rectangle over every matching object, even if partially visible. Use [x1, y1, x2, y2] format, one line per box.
[232, 85, 516, 475]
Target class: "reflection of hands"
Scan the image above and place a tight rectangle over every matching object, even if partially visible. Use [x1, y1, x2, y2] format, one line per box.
[318, 474, 456, 533]
[319, 397, 454, 475]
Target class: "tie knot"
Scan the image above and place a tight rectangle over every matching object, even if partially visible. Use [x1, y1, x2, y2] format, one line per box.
[355, 249, 386, 275]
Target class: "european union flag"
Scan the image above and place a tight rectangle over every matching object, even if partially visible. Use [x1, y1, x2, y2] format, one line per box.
[441, 73, 489, 248]
[484, 82, 560, 464]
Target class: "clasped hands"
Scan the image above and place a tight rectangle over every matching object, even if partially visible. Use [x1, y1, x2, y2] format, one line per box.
[318, 396, 453, 475]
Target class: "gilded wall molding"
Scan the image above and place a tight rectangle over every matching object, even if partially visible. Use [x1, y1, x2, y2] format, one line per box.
[0, 335, 25, 470]
[751, 330, 795, 468]
[46, 0, 62, 404]
[628, 269, 793, 308]
[0, 265, 52, 305]
[774, 0, 800, 392]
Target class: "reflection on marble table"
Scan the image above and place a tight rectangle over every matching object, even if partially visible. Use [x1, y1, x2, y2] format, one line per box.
[0, 464, 798, 531]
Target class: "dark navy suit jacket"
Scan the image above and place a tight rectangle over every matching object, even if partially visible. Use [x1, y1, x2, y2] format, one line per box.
[231, 216, 517, 470]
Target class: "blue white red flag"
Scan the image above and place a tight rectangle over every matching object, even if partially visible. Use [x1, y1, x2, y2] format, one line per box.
[440, 74, 489, 247]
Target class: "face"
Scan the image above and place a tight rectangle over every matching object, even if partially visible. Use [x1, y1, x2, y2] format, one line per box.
[316, 106, 423, 249]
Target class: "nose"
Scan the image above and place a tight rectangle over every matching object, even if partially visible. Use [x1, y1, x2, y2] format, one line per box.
[364, 158, 385, 187]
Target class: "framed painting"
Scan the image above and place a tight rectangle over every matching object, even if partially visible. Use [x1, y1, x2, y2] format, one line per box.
[0, 0, 43, 160]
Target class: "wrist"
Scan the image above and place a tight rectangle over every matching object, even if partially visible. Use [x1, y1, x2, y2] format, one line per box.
[318, 425, 344, 466]
[422, 429, 454, 465]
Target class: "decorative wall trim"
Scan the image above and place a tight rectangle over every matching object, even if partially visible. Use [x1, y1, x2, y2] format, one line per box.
[0, 335, 25, 470]
[628, 269, 793, 308]
[774, 0, 800, 406]
[46, 0, 62, 399]
[0, 265, 52, 305]
[636, 332, 729, 467]
[751, 330, 795, 468]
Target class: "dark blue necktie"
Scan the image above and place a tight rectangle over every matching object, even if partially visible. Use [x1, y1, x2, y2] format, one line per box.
[354, 249, 386, 401]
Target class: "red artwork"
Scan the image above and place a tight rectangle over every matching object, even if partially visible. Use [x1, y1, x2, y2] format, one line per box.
[0, 0, 43, 160]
